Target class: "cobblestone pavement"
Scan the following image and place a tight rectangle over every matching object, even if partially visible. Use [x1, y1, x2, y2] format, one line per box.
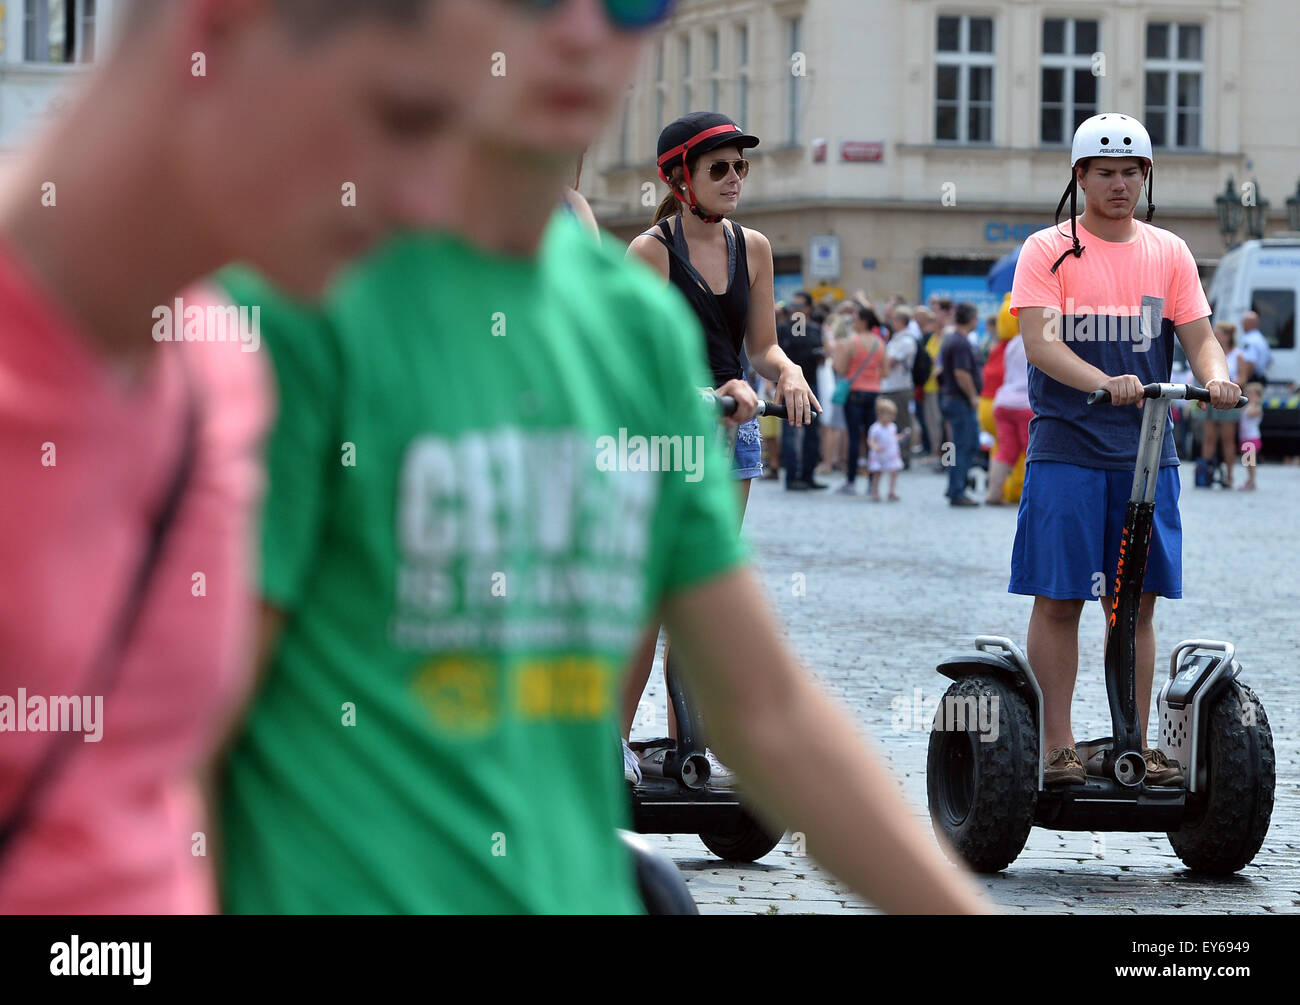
[634, 460, 1300, 915]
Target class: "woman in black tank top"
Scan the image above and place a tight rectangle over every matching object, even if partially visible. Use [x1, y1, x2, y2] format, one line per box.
[627, 113, 820, 493]
[620, 113, 822, 774]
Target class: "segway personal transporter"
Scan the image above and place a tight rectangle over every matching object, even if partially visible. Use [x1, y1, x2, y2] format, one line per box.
[927, 383, 1274, 873]
[627, 393, 786, 863]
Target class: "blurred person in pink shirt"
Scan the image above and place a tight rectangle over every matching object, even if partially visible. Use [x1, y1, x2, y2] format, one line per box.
[0, 0, 494, 914]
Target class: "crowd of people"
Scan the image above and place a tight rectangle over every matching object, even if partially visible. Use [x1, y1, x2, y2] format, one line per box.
[1187, 313, 1272, 490]
[770, 295, 1288, 500]
[770, 292, 1032, 506]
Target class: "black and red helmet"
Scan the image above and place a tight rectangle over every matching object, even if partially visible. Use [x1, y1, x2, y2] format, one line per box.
[656, 112, 760, 223]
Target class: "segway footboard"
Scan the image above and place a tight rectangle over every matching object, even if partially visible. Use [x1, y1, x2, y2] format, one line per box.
[1036, 781, 1185, 830]
[629, 778, 755, 834]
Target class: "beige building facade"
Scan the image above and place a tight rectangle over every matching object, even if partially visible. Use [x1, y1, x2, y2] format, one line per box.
[587, 0, 1300, 311]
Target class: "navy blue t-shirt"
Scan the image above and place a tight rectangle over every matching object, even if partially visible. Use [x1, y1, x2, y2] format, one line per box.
[938, 331, 978, 398]
[1009, 220, 1211, 470]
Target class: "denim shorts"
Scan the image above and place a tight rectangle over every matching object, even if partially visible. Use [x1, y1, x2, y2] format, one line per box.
[1010, 460, 1182, 600]
[727, 417, 763, 480]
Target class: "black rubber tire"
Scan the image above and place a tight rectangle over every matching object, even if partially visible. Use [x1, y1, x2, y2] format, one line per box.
[699, 807, 784, 862]
[1168, 682, 1275, 874]
[927, 675, 1038, 873]
[618, 830, 698, 915]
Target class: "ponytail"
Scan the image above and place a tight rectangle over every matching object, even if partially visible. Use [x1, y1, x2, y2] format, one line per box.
[650, 162, 693, 226]
[652, 190, 680, 225]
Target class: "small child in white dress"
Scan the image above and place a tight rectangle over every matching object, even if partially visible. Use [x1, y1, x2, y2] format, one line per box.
[867, 397, 908, 501]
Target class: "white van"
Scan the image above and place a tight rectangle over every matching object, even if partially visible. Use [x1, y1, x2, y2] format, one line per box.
[1206, 237, 1300, 384]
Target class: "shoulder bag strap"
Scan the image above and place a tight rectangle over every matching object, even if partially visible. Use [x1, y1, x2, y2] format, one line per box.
[0, 360, 201, 868]
[844, 333, 880, 384]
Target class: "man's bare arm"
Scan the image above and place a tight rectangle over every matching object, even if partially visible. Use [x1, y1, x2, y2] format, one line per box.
[1176, 316, 1239, 409]
[660, 568, 993, 914]
[1019, 307, 1111, 391]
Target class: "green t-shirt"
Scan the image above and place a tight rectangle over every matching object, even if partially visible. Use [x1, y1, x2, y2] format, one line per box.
[219, 215, 750, 914]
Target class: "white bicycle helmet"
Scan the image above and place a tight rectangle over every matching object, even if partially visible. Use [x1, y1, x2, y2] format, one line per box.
[1051, 112, 1156, 274]
[1070, 112, 1153, 168]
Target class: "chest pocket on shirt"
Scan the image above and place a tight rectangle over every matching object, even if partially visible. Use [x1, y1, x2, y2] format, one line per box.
[1140, 295, 1166, 344]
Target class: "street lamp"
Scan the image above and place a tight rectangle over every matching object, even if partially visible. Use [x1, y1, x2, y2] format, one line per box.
[1216, 176, 1242, 247]
[1243, 177, 1270, 240]
[1287, 178, 1300, 232]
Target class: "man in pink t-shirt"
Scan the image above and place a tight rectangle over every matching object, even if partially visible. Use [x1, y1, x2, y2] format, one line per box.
[0, 0, 498, 913]
[1009, 113, 1239, 788]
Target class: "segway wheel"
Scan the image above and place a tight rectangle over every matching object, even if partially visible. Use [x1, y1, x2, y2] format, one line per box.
[1168, 682, 1275, 874]
[699, 807, 783, 863]
[926, 675, 1038, 873]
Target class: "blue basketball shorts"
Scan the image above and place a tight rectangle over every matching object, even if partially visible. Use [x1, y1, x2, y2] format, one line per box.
[1009, 460, 1182, 601]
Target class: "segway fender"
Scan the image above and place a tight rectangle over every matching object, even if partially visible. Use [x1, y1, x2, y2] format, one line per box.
[937, 652, 1030, 689]
[937, 636, 1045, 792]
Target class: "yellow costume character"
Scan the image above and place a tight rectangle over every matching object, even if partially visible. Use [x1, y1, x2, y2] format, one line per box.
[978, 295, 1026, 503]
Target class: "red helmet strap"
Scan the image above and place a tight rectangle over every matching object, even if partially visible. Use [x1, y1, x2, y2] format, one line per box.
[681, 158, 725, 224]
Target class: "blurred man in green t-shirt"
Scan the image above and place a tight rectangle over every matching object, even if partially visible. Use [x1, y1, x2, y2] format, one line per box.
[220, 0, 989, 915]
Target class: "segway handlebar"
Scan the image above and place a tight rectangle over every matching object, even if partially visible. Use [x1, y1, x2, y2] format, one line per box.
[713, 394, 789, 420]
[1086, 383, 1248, 409]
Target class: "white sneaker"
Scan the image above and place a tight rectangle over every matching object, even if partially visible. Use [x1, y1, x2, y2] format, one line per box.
[622, 737, 642, 784]
[704, 749, 736, 789]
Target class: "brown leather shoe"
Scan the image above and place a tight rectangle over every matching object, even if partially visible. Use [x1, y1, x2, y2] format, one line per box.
[1143, 748, 1184, 787]
[1044, 746, 1086, 785]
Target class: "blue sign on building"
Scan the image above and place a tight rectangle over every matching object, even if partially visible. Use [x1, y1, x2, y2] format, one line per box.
[985, 222, 1037, 243]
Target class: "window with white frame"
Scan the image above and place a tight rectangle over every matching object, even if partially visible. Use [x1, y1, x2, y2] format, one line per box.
[736, 23, 749, 127]
[935, 14, 995, 144]
[708, 29, 720, 112]
[1144, 22, 1203, 149]
[787, 16, 802, 144]
[681, 34, 692, 115]
[24, 0, 97, 64]
[1041, 17, 1099, 144]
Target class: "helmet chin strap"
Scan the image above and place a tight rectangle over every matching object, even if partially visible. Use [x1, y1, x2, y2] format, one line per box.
[1050, 179, 1084, 275]
[675, 160, 726, 224]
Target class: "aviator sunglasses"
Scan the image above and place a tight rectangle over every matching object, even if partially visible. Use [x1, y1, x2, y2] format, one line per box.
[706, 158, 750, 182]
[502, 0, 677, 31]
